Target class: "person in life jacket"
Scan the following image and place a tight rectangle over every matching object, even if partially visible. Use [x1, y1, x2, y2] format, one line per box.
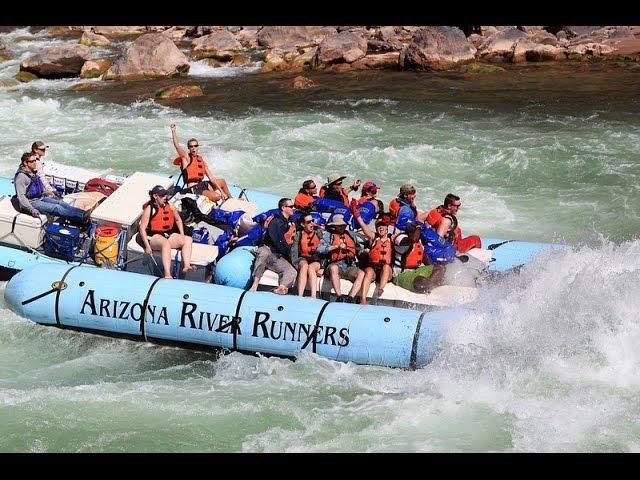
[30, 140, 57, 197]
[320, 214, 365, 303]
[294, 179, 319, 210]
[358, 181, 384, 211]
[170, 123, 232, 203]
[358, 219, 395, 305]
[392, 222, 445, 294]
[290, 213, 330, 299]
[136, 185, 197, 279]
[249, 198, 298, 295]
[426, 193, 481, 253]
[318, 173, 361, 206]
[13, 152, 88, 223]
[389, 183, 429, 229]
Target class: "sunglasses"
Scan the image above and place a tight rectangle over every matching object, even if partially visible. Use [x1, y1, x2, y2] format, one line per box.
[188, 144, 199, 148]
[25, 159, 37, 163]
[283, 204, 294, 209]
[451, 203, 461, 208]
[307, 185, 317, 190]
[333, 182, 343, 186]
[303, 219, 314, 224]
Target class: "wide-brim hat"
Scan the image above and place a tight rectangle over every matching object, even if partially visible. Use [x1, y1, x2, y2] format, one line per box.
[327, 214, 348, 226]
[327, 173, 346, 186]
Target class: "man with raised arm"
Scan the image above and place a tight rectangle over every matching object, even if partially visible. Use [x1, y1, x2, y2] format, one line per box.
[170, 123, 232, 203]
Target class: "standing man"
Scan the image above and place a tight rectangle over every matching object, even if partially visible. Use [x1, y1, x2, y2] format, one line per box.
[14, 152, 87, 222]
[31, 141, 57, 197]
[426, 193, 481, 253]
[249, 198, 298, 295]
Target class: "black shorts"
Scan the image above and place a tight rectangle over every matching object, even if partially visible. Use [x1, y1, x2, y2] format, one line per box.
[135, 231, 172, 248]
[185, 181, 210, 195]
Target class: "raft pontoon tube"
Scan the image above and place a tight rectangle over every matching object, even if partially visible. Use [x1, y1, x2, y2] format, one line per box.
[4, 263, 463, 369]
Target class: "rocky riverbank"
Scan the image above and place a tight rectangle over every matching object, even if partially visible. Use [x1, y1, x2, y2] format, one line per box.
[6, 26, 640, 94]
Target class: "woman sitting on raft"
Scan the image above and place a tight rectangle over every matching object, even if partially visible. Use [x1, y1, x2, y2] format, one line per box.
[170, 123, 232, 203]
[136, 185, 197, 279]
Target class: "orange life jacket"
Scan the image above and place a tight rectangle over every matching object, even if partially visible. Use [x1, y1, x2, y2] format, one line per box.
[144, 201, 175, 235]
[173, 154, 206, 184]
[426, 206, 460, 244]
[388, 198, 401, 225]
[392, 233, 424, 270]
[319, 186, 349, 206]
[294, 192, 316, 209]
[264, 214, 297, 246]
[330, 232, 356, 262]
[368, 234, 393, 266]
[299, 231, 321, 258]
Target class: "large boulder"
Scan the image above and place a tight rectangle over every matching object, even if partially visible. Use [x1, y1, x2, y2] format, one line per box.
[93, 26, 147, 37]
[399, 26, 476, 70]
[512, 39, 566, 62]
[80, 59, 111, 78]
[191, 31, 243, 60]
[19, 44, 91, 78]
[352, 52, 400, 69]
[104, 33, 189, 81]
[80, 30, 111, 47]
[292, 76, 318, 89]
[257, 26, 337, 48]
[478, 27, 528, 60]
[316, 32, 367, 65]
[234, 27, 261, 49]
[155, 85, 204, 99]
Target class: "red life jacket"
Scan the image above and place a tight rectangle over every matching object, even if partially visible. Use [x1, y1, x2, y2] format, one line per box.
[368, 234, 393, 266]
[392, 233, 424, 270]
[294, 192, 316, 209]
[388, 198, 401, 225]
[173, 154, 206, 184]
[84, 178, 119, 197]
[330, 232, 356, 262]
[264, 214, 296, 246]
[299, 231, 321, 258]
[144, 201, 176, 235]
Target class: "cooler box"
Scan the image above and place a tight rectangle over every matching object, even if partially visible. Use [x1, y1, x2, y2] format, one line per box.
[126, 237, 218, 282]
[43, 223, 81, 261]
[0, 195, 47, 248]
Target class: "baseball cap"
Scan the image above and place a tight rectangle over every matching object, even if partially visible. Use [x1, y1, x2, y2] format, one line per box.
[31, 141, 49, 151]
[150, 185, 168, 196]
[400, 184, 416, 195]
[362, 181, 380, 192]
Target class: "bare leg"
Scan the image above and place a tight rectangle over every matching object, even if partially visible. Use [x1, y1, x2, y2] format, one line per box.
[169, 233, 196, 273]
[297, 260, 309, 296]
[327, 263, 342, 297]
[149, 235, 172, 279]
[377, 264, 393, 296]
[215, 177, 232, 199]
[360, 268, 376, 305]
[308, 262, 321, 299]
[249, 276, 260, 292]
[202, 188, 223, 203]
[348, 269, 365, 299]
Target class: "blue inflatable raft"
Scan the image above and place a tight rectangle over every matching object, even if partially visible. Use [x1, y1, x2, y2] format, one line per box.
[4, 263, 458, 369]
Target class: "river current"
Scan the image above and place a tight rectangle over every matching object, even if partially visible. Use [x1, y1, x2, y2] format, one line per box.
[0, 27, 639, 452]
